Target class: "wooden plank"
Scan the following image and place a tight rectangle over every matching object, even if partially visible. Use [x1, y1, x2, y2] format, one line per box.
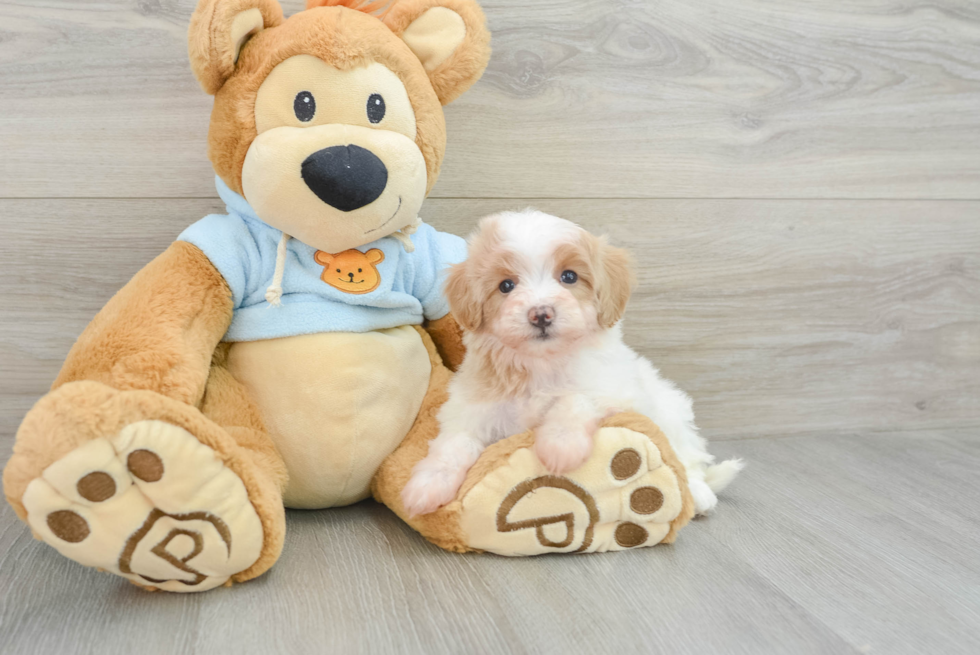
[0, 197, 977, 444]
[703, 431, 980, 655]
[1, 1, 980, 199]
[1, 431, 977, 654]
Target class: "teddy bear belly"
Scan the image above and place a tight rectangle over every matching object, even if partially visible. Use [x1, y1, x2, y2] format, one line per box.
[224, 325, 432, 509]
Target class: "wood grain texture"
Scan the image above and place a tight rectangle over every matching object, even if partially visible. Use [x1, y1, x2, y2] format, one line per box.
[1, 197, 976, 445]
[1, 2, 978, 651]
[1, 431, 978, 655]
[1, 0, 979, 199]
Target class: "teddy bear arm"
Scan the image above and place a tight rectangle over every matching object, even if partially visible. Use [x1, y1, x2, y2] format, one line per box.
[52, 241, 234, 406]
[424, 312, 466, 371]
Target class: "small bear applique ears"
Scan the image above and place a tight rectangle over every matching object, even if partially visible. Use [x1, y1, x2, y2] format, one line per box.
[314, 248, 386, 266]
[384, 0, 491, 105]
[189, 0, 284, 95]
[364, 248, 385, 264]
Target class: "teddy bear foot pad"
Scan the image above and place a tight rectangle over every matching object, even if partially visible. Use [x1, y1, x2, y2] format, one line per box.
[21, 420, 264, 592]
[458, 425, 689, 555]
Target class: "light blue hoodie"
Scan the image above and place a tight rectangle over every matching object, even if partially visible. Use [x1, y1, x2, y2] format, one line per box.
[178, 178, 466, 342]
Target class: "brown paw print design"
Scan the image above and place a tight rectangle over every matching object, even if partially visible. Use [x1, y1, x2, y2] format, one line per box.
[22, 420, 264, 592]
[458, 425, 693, 555]
[495, 451, 663, 552]
[315, 248, 384, 294]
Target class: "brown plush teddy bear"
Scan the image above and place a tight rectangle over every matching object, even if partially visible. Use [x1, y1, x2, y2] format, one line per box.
[2, 0, 693, 593]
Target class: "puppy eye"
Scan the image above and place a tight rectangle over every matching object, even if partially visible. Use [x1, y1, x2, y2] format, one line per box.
[367, 93, 385, 124]
[498, 279, 516, 294]
[294, 91, 316, 122]
[560, 270, 578, 284]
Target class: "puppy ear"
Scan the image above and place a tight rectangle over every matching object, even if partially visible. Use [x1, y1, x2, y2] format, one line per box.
[594, 239, 635, 328]
[443, 261, 482, 332]
[384, 0, 491, 105]
[188, 0, 284, 95]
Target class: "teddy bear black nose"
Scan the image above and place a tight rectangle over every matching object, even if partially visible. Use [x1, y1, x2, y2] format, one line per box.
[301, 144, 388, 212]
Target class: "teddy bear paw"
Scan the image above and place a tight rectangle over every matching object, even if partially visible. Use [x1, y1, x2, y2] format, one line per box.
[20, 420, 264, 592]
[456, 424, 692, 555]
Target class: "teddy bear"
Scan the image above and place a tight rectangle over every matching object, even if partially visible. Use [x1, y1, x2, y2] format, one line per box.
[2, 0, 694, 593]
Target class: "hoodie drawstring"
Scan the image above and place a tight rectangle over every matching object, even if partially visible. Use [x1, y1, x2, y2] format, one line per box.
[391, 215, 422, 253]
[265, 232, 291, 306]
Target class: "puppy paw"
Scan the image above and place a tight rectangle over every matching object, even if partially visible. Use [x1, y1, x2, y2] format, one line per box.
[533, 424, 594, 475]
[401, 460, 467, 517]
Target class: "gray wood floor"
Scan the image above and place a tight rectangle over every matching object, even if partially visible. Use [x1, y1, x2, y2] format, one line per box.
[1, 0, 979, 653]
[2, 431, 978, 655]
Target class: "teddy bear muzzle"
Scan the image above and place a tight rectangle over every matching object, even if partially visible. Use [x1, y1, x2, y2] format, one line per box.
[241, 123, 427, 253]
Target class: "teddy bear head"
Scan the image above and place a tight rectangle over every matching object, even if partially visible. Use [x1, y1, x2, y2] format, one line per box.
[188, 0, 490, 253]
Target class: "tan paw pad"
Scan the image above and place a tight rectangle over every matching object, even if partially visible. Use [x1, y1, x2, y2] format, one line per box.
[22, 420, 263, 592]
[458, 426, 684, 556]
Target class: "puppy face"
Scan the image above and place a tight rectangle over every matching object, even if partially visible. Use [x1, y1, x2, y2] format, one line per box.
[446, 210, 635, 355]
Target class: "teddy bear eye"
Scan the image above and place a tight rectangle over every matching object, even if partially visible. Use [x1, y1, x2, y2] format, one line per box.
[499, 279, 516, 294]
[367, 93, 385, 124]
[358, 268, 362, 273]
[560, 270, 578, 284]
[294, 91, 316, 122]
[336, 268, 341, 273]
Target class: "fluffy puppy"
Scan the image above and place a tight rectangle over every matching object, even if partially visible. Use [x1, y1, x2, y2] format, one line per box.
[401, 209, 743, 517]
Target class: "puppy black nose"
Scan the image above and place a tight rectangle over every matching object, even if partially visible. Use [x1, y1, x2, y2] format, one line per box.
[528, 305, 555, 328]
[301, 144, 388, 212]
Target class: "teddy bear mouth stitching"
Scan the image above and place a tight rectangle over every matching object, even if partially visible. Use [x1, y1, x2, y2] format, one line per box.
[364, 196, 402, 235]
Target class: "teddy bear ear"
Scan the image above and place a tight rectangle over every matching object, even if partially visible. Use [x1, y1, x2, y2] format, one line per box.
[188, 0, 284, 95]
[384, 0, 491, 105]
[365, 249, 386, 265]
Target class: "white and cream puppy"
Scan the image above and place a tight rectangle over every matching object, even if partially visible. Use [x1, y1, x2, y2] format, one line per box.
[401, 209, 743, 517]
